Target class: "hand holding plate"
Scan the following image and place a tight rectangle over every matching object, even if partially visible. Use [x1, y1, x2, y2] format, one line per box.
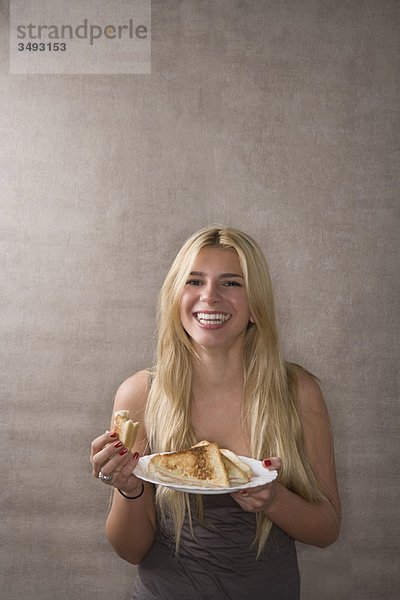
[230, 457, 282, 511]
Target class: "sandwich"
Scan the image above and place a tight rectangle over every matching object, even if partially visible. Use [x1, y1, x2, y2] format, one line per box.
[220, 449, 252, 484]
[149, 441, 252, 487]
[113, 410, 139, 451]
[192, 441, 252, 485]
[149, 442, 230, 487]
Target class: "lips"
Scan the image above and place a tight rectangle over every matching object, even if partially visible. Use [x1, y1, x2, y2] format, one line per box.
[194, 312, 231, 326]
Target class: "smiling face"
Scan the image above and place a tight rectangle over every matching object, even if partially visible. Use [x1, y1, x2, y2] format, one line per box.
[179, 246, 253, 352]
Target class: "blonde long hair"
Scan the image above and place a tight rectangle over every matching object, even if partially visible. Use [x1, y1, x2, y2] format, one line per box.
[145, 225, 329, 555]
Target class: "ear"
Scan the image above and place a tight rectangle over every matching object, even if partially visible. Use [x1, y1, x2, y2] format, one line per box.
[249, 315, 255, 324]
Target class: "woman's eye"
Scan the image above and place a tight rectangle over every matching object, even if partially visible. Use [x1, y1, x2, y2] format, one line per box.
[186, 279, 203, 286]
[222, 281, 242, 287]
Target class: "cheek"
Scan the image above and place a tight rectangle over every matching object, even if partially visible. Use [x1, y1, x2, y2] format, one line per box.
[180, 291, 190, 309]
[179, 292, 193, 321]
[179, 300, 186, 321]
[235, 294, 251, 316]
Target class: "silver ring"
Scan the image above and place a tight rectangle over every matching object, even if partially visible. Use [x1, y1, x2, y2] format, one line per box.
[99, 471, 113, 483]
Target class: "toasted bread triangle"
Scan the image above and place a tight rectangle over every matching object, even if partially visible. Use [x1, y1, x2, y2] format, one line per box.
[220, 449, 252, 481]
[149, 442, 230, 487]
[192, 441, 252, 483]
[221, 454, 251, 484]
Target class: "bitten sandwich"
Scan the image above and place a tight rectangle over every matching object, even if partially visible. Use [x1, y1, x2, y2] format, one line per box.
[149, 441, 252, 487]
[113, 410, 139, 451]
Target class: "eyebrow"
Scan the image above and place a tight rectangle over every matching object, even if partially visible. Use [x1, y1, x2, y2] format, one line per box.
[189, 271, 244, 279]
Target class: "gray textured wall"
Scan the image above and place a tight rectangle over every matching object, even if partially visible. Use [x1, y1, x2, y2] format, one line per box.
[1, 1, 399, 599]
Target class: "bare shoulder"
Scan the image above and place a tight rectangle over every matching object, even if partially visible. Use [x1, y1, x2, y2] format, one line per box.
[113, 369, 150, 420]
[292, 366, 341, 517]
[291, 367, 335, 465]
[293, 367, 329, 419]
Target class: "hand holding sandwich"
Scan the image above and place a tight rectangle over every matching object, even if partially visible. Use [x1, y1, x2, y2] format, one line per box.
[90, 411, 142, 497]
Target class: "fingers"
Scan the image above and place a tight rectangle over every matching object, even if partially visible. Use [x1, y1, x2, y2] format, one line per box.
[91, 428, 145, 498]
[99, 447, 137, 480]
[91, 430, 138, 478]
[98, 451, 142, 495]
[231, 487, 270, 512]
[90, 430, 118, 462]
[262, 456, 282, 471]
[91, 432, 119, 475]
[230, 456, 282, 513]
[231, 483, 276, 511]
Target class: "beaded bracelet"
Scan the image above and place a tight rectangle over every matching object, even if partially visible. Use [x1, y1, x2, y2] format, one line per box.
[118, 482, 144, 500]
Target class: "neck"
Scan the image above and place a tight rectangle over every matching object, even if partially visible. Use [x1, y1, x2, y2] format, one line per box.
[191, 346, 244, 393]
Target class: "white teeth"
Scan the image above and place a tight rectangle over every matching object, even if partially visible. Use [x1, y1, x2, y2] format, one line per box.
[195, 312, 231, 325]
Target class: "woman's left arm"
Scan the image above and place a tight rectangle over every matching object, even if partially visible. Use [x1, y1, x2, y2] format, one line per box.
[233, 374, 341, 547]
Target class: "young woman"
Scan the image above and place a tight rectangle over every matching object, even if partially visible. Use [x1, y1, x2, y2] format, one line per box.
[90, 226, 341, 599]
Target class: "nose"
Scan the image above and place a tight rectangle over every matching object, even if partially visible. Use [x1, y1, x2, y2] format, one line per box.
[200, 281, 221, 305]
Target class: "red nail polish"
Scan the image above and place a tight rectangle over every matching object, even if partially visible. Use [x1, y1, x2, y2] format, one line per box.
[114, 441, 123, 449]
[119, 448, 128, 456]
[132, 452, 139, 460]
[263, 459, 272, 467]
[109, 431, 118, 438]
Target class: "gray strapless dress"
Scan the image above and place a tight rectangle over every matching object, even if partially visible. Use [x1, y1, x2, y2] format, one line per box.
[131, 493, 300, 599]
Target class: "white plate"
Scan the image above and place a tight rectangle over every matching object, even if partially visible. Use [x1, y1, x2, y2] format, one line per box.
[133, 453, 277, 494]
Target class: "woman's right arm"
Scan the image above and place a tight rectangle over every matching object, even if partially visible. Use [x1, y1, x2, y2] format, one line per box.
[90, 370, 156, 565]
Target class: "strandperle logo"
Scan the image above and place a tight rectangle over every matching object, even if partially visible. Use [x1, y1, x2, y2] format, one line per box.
[15, 19, 148, 46]
[10, 0, 151, 75]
